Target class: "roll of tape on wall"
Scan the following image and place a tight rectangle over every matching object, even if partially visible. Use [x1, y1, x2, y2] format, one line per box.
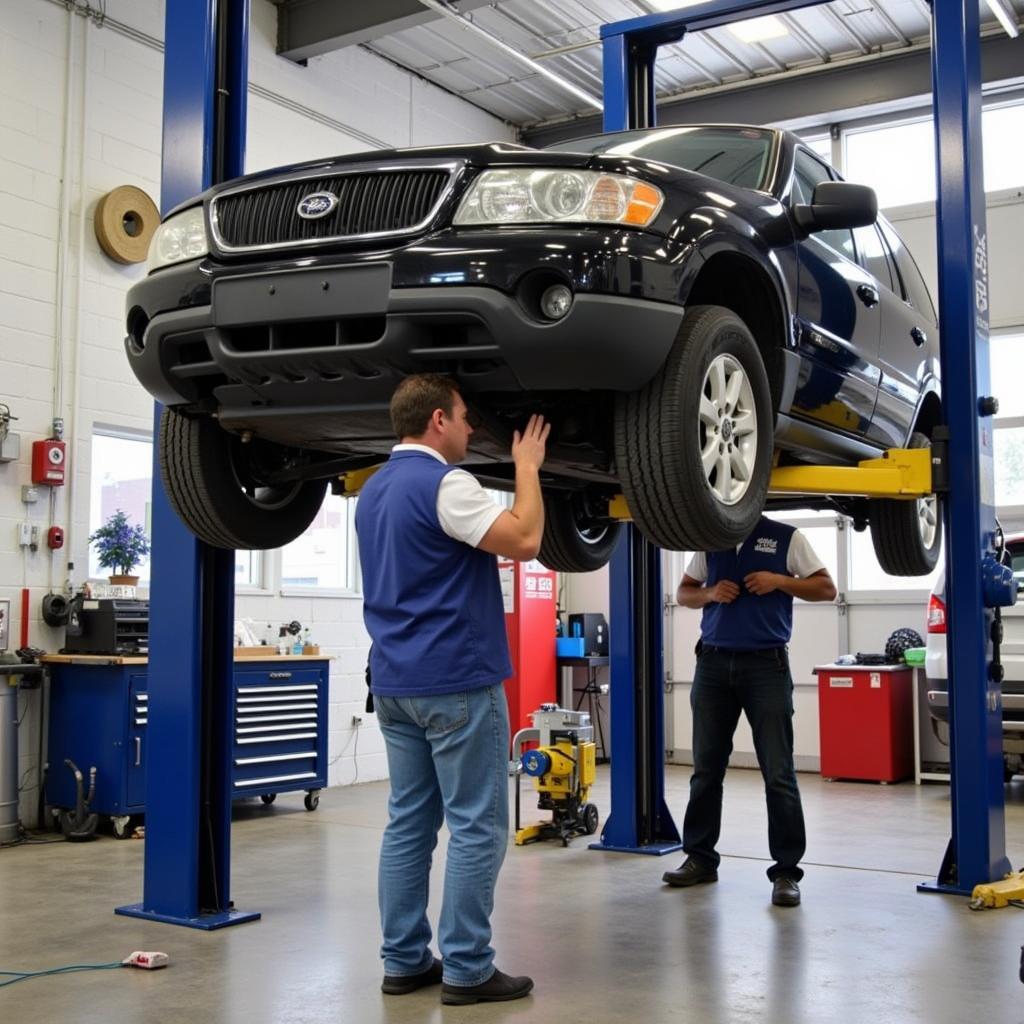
[94, 185, 160, 264]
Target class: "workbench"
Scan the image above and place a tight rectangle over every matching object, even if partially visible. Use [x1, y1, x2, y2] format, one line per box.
[41, 654, 330, 836]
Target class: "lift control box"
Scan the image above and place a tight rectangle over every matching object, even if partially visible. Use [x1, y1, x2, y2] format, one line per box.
[32, 439, 66, 485]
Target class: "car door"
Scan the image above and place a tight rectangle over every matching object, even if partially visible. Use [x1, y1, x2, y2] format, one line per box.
[788, 148, 881, 439]
[862, 219, 938, 450]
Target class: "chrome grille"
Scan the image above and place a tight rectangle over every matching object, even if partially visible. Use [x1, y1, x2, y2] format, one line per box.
[211, 168, 454, 251]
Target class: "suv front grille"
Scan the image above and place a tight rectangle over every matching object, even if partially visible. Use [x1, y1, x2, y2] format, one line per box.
[211, 169, 454, 251]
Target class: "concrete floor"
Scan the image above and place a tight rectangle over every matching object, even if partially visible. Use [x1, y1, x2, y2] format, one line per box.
[2, 767, 1024, 1023]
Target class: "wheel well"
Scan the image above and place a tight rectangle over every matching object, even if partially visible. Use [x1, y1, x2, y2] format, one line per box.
[912, 391, 942, 441]
[685, 252, 787, 411]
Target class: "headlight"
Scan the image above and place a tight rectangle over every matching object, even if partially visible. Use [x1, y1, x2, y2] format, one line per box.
[453, 169, 664, 228]
[147, 206, 208, 272]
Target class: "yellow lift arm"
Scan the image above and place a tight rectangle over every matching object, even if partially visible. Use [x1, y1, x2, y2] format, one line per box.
[609, 446, 935, 522]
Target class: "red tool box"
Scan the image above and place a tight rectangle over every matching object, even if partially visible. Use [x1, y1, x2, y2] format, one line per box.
[815, 663, 914, 783]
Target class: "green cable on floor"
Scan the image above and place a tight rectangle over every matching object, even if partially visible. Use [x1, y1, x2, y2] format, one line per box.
[0, 962, 125, 988]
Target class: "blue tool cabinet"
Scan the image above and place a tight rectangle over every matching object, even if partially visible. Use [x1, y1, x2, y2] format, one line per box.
[42, 655, 329, 835]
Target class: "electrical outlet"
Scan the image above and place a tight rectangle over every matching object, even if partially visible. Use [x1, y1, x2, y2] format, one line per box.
[351, 715, 363, 727]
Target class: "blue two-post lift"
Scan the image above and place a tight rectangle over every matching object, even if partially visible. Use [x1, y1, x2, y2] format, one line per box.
[597, 0, 1015, 896]
[117, 0, 1009, 928]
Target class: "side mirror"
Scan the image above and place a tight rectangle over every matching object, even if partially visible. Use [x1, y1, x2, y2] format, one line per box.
[793, 181, 878, 234]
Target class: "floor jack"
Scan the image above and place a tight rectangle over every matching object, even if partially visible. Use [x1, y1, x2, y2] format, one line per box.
[510, 704, 599, 846]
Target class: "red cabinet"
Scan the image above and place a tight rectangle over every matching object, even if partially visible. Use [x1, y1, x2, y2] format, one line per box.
[815, 663, 914, 783]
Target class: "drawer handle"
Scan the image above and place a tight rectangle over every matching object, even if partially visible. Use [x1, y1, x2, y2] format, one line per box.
[268, 671, 293, 679]
[135, 737, 142, 767]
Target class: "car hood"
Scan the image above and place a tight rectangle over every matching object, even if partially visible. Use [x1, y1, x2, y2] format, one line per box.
[163, 141, 767, 221]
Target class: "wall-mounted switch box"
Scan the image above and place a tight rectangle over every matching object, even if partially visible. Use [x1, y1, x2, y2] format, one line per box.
[0, 599, 9, 651]
[17, 522, 32, 548]
[0, 432, 19, 463]
[22, 485, 39, 504]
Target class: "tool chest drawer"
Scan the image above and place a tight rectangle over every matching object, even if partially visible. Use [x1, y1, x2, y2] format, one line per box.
[232, 661, 328, 802]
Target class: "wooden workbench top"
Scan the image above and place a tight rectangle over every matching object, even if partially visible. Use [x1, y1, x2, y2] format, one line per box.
[40, 653, 331, 666]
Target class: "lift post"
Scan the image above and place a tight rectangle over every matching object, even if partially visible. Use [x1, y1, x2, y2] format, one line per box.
[116, 0, 258, 930]
[598, 0, 1012, 888]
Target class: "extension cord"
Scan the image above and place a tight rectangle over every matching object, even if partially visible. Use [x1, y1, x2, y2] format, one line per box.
[122, 951, 169, 969]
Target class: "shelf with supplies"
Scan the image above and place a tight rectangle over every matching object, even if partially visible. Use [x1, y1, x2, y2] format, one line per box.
[40, 654, 332, 836]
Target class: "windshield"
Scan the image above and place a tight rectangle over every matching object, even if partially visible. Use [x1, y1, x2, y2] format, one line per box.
[545, 126, 775, 191]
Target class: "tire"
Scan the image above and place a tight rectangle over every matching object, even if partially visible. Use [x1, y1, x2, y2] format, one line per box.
[304, 790, 320, 812]
[614, 305, 774, 552]
[582, 802, 599, 836]
[868, 431, 941, 576]
[260, 793, 276, 805]
[538, 490, 622, 573]
[159, 407, 328, 550]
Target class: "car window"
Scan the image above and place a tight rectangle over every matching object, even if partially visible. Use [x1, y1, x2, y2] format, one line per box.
[544, 126, 775, 191]
[853, 225, 894, 291]
[792, 148, 856, 262]
[879, 220, 937, 325]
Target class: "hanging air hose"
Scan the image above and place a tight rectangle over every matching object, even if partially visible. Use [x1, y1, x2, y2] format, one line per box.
[58, 759, 98, 841]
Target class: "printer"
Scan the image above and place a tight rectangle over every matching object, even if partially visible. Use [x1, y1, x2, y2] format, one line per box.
[62, 597, 149, 655]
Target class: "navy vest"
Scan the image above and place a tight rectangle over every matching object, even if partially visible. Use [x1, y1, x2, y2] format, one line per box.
[701, 518, 796, 650]
[355, 450, 512, 696]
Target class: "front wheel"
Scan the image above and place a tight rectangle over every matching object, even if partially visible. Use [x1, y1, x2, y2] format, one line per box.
[868, 432, 942, 576]
[158, 408, 328, 550]
[304, 790, 321, 812]
[538, 490, 621, 574]
[615, 305, 774, 552]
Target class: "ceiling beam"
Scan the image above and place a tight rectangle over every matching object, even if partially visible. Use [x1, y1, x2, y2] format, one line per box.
[521, 32, 1024, 145]
[274, 0, 495, 62]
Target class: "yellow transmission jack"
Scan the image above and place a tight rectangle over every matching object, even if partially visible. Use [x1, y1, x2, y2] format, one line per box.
[510, 704, 598, 847]
[969, 870, 1024, 910]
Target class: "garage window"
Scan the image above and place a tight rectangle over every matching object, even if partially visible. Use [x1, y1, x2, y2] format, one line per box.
[89, 429, 154, 585]
[991, 331, 1024, 508]
[89, 427, 263, 589]
[843, 99, 1024, 208]
[280, 493, 359, 593]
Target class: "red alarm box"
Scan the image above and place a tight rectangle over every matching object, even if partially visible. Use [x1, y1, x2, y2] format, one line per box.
[32, 439, 66, 485]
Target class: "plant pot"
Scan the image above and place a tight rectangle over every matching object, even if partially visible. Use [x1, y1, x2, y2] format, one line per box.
[108, 575, 139, 587]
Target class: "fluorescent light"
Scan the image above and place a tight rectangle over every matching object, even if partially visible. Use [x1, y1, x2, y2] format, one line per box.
[984, 0, 1019, 38]
[728, 15, 789, 43]
[646, 0, 706, 8]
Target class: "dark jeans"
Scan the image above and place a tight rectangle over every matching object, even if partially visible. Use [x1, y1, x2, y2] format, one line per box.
[682, 646, 806, 881]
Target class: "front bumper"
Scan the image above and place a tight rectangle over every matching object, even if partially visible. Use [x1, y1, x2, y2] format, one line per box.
[124, 230, 689, 410]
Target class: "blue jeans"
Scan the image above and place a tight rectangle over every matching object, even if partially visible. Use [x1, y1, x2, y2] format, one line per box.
[682, 647, 806, 881]
[374, 684, 510, 986]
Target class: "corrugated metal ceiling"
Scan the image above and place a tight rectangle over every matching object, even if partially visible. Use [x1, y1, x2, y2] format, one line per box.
[353, 0, 1019, 128]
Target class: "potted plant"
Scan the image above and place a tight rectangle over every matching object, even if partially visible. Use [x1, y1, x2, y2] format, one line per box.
[88, 509, 151, 586]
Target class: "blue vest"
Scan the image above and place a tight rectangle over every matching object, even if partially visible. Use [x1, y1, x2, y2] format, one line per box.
[701, 518, 796, 650]
[355, 450, 511, 696]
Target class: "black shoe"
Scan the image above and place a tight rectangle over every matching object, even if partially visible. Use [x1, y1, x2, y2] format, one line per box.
[441, 968, 534, 1005]
[662, 856, 718, 888]
[772, 876, 801, 907]
[381, 957, 443, 995]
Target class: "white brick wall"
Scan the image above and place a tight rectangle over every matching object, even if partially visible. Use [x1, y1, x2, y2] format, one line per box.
[0, 0, 513, 828]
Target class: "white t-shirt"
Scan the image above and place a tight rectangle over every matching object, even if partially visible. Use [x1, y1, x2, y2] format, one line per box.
[684, 529, 826, 583]
[392, 444, 503, 548]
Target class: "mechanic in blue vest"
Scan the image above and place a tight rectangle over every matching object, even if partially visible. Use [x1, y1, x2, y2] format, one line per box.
[355, 373, 549, 1006]
[663, 516, 836, 907]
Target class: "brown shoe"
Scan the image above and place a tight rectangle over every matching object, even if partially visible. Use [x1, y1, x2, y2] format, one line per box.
[441, 968, 534, 1005]
[771, 876, 801, 907]
[381, 957, 443, 995]
[662, 856, 718, 888]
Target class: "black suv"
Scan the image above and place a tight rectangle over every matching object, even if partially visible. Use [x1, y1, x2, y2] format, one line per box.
[125, 124, 941, 573]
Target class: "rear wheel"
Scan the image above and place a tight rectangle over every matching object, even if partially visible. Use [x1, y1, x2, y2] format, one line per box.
[159, 407, 327, 550]
[538, 490, 621, 574]
[614, 305, 773, 551]
[868, 431, 941, 576]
